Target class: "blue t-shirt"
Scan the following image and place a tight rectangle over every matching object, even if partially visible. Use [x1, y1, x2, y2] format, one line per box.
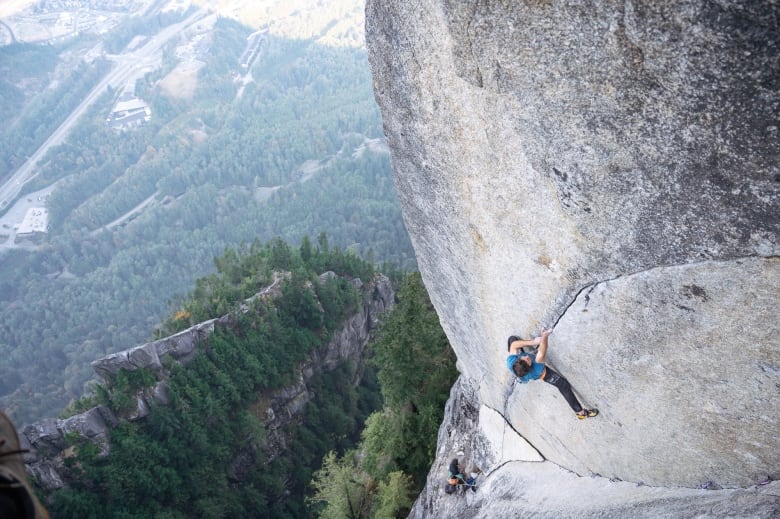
[507, 353, 545, 383]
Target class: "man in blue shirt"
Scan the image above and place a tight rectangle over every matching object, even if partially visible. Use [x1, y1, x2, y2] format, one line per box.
[507, 329, 598, 419]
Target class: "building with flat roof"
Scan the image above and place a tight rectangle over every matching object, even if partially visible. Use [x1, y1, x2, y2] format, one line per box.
[15, 207, 48, 243]
[106, 92, 151, 130]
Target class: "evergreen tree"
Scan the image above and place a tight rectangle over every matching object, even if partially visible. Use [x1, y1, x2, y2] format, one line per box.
[369, 272, 458, 484]
[48, 240, 382, 518]
[308, 272, 458, 518]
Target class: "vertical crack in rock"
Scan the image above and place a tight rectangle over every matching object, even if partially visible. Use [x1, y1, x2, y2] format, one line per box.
[483, 404, 545, 465]
[500, 256, 779, 491]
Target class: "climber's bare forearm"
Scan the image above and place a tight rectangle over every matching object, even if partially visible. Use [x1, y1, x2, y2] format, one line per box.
[509, 337, 540, 355]
[535, 328, 553, 363]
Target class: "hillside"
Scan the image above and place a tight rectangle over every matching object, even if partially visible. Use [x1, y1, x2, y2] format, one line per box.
[23, 239, 394, 517]
[0, 2, 415, 424]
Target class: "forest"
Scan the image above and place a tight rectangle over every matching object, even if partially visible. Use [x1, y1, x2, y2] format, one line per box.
[0, 12, 416, 424]
[309, 271, 459, 518]
[0, 41, 110, 181]
[45, 240, 456, 518]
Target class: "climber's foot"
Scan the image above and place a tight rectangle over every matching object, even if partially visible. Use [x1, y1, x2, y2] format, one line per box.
[576, 409, 599, 420]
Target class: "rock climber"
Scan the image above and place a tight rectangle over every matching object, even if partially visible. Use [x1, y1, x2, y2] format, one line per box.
[507, 328, 598, 420]
[446, 458, 477, 494]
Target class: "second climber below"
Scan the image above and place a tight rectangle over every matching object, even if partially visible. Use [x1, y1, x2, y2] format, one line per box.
[507, 328, 598, 420]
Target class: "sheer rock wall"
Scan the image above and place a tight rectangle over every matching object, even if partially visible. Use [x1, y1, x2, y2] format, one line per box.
[365, 1, 779, 516]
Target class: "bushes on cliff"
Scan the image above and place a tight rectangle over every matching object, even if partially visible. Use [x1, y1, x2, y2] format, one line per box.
[310, 272, 458, 518]
[155, 234, 374, 337]
[47, 239, 383, 518]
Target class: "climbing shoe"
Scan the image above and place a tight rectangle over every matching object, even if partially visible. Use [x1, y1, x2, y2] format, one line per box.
[0, 412, 49, 519]
[576, 409, 599, 420]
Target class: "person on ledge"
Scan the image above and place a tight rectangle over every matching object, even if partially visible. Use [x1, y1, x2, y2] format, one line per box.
[507, 328, 598, 420]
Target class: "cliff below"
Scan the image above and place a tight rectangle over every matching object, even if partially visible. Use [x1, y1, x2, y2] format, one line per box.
[366, 1, 779, 517]
[21, 272, 394, 493]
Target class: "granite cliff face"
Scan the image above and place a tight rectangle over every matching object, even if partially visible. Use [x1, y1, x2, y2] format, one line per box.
[366, 1, 779, 516]
[22, 272, 394, 492]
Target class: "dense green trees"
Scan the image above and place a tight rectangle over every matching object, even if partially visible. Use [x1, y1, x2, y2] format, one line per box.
[0, 43, 59, 149]
[49, 240, 382, 518]
[0, 57, 111, 180]
[0, 16, 415, 423]
[366, 272, 458, 485]
[309, 272, 458, 518]
[43, 247, 454, 519]
[0, 6, 455, 518]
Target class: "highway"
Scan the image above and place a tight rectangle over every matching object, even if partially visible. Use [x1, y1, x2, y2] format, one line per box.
[0, 7, 209, 212]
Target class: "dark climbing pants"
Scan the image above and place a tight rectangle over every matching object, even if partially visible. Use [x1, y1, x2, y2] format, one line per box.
[542, 368, 583, 413]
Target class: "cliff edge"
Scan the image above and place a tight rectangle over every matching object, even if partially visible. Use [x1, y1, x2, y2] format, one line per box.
[22, 272, 394, 493]
[366, 1, 779, 516]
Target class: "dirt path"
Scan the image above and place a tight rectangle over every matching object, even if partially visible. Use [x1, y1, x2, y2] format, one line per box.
[101, 191, 159, 232]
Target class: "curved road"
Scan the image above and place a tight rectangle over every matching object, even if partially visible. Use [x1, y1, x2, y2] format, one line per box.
[0, 8, 209, 212]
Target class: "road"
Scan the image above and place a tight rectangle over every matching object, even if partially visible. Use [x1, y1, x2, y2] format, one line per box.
[0, 7, 209, 212]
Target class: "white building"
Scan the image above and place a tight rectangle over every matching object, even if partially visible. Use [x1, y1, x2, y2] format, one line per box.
[106, 92, 151, 130]
[15, 207, 48, 243]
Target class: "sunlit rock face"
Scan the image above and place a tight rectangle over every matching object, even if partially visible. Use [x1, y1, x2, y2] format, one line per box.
[366, 0, 779, 515]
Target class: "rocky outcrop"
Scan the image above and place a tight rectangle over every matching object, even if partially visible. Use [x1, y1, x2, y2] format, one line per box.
[90, 272, 290, 380]
[366, 0, 778, 516]
[23, 272, 394, 491]
[262, 275, 394, 460]
[22, 405, 117, 490]
[90, 319, 216, 379]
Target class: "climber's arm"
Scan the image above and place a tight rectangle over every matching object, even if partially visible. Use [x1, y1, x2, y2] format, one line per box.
[508, 337, 541, 355]
[534, 329, 553, 363]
